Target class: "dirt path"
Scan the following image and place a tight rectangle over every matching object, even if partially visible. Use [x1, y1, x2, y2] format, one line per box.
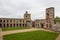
[2, 28, 56, 35]
[56, 34, 60, 40]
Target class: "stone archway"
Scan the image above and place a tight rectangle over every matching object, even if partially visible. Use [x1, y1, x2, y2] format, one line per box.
[49, 24, 51, 28]
[32, 22, 35, 27]
[0, 24, 2, 28]
[41, 23, 44, 28]
[32, 24, 35, 27]
[46, 24, 48, 28]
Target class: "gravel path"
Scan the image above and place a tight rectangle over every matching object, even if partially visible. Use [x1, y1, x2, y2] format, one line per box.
[2, 28, 60, 40]
[56, 34, 60, 40]
[2, 28, 56, 35]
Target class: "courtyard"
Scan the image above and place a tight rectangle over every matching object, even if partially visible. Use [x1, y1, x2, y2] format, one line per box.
[2, 27, 29, 31]
[3, 30, 58, 40]
[1, 28, 58, 40]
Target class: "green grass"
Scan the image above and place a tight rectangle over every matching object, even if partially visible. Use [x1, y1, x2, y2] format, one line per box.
[3, 30, 58, 40]
[2, 27, 29, 31]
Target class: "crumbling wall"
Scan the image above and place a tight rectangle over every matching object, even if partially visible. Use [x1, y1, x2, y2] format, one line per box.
[0, 28, 2, 40]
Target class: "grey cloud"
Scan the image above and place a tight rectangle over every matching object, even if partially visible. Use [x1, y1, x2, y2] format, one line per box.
[0, 0, 60, 20]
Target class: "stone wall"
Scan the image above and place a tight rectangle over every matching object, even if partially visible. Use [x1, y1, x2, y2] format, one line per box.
[0, 28, 2, 40]
[52, 22, 60, 32]
[34, 19, 46, 28]
[46, 7, 54, 29]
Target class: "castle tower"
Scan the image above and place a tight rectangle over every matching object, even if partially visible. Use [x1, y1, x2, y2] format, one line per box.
[24, 11, 31, 21]
[46, 7, 54, 29]
[24, 11, 32, 27]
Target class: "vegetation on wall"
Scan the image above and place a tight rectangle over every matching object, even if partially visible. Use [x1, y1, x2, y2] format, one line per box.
[54, 17, 60, 22]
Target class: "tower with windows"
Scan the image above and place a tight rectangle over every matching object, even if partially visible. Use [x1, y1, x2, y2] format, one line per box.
[46, 7, 54, 29]
[24, 11, 32, 27]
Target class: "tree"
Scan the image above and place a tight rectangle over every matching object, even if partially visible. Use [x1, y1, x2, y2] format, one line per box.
[54, 17, 60, 22]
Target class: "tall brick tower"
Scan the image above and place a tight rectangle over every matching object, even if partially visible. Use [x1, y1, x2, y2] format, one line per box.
[46, 7, 54, 29]
[24, 11, 32, 27]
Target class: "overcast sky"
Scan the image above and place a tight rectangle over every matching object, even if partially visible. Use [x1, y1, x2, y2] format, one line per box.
[0, 0, 60, 20]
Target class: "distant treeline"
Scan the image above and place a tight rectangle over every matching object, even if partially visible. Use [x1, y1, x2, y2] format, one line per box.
[54, 17, 60, 22]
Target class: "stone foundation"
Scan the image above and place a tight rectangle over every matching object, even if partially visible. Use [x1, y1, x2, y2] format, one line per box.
[0, 28, 2, 40]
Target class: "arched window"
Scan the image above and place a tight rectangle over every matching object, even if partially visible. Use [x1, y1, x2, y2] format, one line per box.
[0, 24, 2, 28]
[7, 20, 8, 22]
[10, 24, 12, 27]
[7, 24, 9, 27]
[14, 24, 15, 27]
[4, 24, 5, 27]
[40, 23, 44, 28]
[20, 24, 21, 27]
[17, 24, 18, 27]
[3, 20, 5, 22]
[47, 13, 49, 16]
[49, 24, 51, 28]
[23, 24, 24, 26]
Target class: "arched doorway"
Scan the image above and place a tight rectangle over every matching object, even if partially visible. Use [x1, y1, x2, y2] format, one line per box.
[46, 24, 48, 28]
[0, 24, 2, 28]
[32, 24, 35, 27]
[7, 24, 9, 27]
[41, 23, 44, 28]
[32, 22, 35, 27]
[49, 24, 51, 28]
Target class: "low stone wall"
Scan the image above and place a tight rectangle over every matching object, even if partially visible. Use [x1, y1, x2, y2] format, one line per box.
[0, 28, 2, 40]
[52, 23, 60, 32]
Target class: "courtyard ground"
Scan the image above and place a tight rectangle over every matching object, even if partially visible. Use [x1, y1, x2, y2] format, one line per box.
[1, 28, 60, 40]
[3, 30, 58, 40]
[2, 27, 29, 31]
[56, 34, 60, 40]
[0, 28, 2, 40]
[2, 28, 57, 35]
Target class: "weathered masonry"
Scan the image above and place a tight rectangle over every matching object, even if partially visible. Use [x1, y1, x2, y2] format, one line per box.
[0, 11, 32, 28]
[46, 7, 54, 29]
[0, 7, 55, 29]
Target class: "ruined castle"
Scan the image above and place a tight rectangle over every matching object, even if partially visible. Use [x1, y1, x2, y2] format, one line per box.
[0, 7, 55, 29]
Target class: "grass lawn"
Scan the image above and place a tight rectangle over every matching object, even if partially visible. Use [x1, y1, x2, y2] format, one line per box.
[2, 27, 29, 31]
[3, 30, 58, 40]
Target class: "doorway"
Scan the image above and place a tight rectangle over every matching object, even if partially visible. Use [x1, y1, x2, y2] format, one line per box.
[41, 23, 44, 28]
[0, 24, 2, 28]
[32, 22, 35, 27]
